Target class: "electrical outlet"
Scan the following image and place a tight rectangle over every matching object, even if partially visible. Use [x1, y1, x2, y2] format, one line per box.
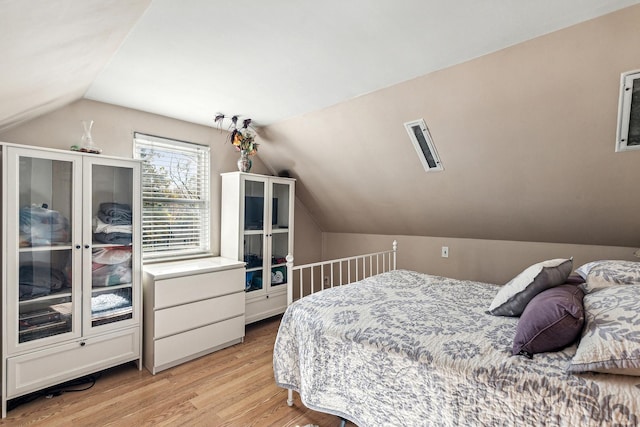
[441, 246, 449, 258]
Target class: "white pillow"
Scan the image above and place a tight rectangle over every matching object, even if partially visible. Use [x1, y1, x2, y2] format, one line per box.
[568, 285, 640, 376]
[576, 260, 640, 294]
[575, 260, 605, 279]
[488, 258, 573, 317]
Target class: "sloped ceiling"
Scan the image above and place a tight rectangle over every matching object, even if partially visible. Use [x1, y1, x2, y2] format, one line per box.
[2, 0, 639, 130]
[86, 0, 640, 127]
[0, 0, 151, 131]
[1, 1, 639, 247]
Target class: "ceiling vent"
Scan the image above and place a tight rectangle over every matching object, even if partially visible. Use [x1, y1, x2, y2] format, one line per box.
[404, 119, 443, 172]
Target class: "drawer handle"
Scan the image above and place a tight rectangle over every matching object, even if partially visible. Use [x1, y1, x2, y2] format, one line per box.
[80, 341, 86, 347]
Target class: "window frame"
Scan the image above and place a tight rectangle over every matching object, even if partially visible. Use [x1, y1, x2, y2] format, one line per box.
[133, 132, 211, 261]
[404, 119, 444, 172]
[616, 69, 640, 153]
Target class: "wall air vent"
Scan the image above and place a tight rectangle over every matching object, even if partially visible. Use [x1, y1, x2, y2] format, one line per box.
[404, 119, 443, 172]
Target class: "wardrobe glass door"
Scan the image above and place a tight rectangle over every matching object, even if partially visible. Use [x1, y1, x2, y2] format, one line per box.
[243, 179, 266, 294]
[86, 163, 135, 331]
[9, 149, 81, 353]
[269, 182, 291, 290]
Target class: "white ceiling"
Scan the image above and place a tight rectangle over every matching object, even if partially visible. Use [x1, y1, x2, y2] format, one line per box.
[0, 0, 151, 131]
[83, 0, 640, 127]
[2, 0, 640, 130]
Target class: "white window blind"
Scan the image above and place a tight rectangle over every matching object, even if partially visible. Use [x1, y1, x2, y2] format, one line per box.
[134, 133, 210, 260]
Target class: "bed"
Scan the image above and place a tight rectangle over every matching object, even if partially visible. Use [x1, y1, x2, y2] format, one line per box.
[274, 246, 640, 426]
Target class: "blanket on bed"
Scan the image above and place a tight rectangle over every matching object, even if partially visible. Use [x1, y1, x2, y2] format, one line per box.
[273, 269, 640, 427]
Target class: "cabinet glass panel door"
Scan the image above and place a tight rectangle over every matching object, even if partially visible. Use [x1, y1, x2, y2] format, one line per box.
[15, 154, 77, 346]
[243, 179, 265, 293]
[244, 180, 265, 231]
[270, 182, 291, 289]
[88, 164, 134, 329]
[244, 234, 264, 292]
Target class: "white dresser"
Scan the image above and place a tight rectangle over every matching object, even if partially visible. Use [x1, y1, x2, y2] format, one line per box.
[142, 257, 245, 374]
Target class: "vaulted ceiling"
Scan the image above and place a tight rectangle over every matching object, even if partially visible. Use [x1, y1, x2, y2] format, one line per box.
[2, 1, 640, 247]
[2, 0, 639, 130]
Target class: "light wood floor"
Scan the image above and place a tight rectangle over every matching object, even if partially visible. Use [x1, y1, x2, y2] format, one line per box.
[1, 316, 355, 427]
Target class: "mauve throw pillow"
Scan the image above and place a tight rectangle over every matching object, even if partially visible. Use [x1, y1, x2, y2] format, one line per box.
[512, 284, 585, 357]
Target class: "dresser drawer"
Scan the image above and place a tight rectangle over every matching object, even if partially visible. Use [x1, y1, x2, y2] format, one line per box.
[154, 316, 244, 368]
[155, 292, 244, 338]
[155, 268, 243, 308]
[7, 328, 140, 398]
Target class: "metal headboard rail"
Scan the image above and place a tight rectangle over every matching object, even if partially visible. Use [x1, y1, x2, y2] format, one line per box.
[285, 240, 397, 305]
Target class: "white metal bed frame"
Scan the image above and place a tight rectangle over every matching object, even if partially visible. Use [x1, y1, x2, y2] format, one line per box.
[282, 240, 398, 409]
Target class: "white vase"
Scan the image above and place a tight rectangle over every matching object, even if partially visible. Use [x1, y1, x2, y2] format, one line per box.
[237, 150, 252, 172]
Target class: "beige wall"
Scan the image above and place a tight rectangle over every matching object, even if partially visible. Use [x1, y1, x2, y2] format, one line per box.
[2, 6, 639, 280]
[297, 7, 640, 283]
[0, 99, 324, 258]
[261, 6, 640, 249]
[293, 199, 323, 264]
[322, 232, 638, 284]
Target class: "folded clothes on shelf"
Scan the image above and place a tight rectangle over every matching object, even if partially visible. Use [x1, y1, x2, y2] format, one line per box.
[19, 263, 68, 300]
[94, 202, 133, 244]
[93, 232, 132, 245]
[93, 217, 132, 235]
[97, 202, 132, 225]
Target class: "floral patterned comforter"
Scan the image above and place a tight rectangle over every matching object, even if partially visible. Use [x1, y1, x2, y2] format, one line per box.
[273, 270, 640, 427]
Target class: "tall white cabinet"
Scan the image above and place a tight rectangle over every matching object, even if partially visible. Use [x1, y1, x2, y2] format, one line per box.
[0, 143, 142, 417]
[221, 172, 295, 324]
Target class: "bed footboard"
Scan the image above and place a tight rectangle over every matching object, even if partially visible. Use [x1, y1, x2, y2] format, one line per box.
[283, 241, 397, 409]
[285, 240, 397, 306]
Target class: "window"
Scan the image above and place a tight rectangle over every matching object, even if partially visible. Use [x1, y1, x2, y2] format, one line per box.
[404, 119, 444, 172]
[616, 69, 640, 152]
[133, 133, 210, 260]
